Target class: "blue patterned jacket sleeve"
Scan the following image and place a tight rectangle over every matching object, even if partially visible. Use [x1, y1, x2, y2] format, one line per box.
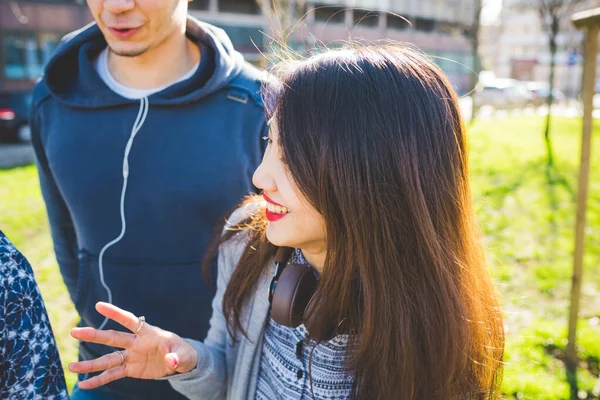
[0, 230, 68, 399]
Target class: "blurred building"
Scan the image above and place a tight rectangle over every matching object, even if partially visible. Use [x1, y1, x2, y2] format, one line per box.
[291, 0, 477, 94]
[189, 0, 479, 94]
[2, 0, 479, 94]
[0, 0, 91, 92]
[187, 0, 267, 63]
[480, 0, 598, 98]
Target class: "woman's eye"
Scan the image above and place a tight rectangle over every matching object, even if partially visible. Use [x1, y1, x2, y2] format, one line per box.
[262, 136, 273, 146]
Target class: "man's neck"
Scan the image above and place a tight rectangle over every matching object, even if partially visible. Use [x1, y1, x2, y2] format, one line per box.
[108, 33, 200, 90]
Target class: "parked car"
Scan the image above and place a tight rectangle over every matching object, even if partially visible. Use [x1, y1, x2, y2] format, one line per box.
[526, 82, 565, 107]
[474, 79, 532, 109]
[0, 91, 32, 143]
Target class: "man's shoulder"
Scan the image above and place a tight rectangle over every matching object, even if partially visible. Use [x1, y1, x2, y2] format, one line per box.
[33, 22, 98, 106]
[56, 22, 98, 55]
[225, 63, 274, 110]
[234, 62, 268, 86]
[31, 78, 51, 109]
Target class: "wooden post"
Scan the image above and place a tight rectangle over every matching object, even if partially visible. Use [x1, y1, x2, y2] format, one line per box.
[565, 25, 598, 369]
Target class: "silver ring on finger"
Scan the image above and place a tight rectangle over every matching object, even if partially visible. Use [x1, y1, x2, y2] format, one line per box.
[117, 350, 125, 366]
[135, 316, 145, 334]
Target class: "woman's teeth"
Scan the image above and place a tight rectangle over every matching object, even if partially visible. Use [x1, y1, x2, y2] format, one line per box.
[266, 202, 290, 214]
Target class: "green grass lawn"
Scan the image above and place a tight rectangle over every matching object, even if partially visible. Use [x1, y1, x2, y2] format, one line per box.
[0, 115, 599, 398]
[469, 116, 600, 399]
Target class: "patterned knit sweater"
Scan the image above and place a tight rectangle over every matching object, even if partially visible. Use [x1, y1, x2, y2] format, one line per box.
[255, 249, 354, 400]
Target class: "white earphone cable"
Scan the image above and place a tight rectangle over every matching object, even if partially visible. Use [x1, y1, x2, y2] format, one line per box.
[97, 97, 149, 330]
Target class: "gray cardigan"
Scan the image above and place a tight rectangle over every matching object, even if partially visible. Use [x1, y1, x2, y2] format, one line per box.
[163, 207, 274, 400]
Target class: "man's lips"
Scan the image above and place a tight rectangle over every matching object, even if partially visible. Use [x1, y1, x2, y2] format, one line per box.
[107, 26, 141, 39]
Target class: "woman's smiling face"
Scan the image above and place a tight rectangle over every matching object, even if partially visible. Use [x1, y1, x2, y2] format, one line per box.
[252, 119, 327, 268]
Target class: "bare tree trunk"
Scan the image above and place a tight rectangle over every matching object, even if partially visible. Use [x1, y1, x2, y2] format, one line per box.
[469, 0, 483, 124]
[565, 25, 599, 400]
[543, 16, 559, 167]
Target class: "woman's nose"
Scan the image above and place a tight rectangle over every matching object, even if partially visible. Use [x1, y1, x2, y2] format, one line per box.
[252, 161, 277, 193]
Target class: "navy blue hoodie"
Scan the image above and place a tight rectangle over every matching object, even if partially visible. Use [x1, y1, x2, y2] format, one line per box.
[31, 17, 266, 399]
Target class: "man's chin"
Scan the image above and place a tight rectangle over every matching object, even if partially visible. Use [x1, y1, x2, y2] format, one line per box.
[108, 44, 149, 58]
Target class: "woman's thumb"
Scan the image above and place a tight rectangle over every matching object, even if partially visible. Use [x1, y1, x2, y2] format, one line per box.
[164, 353, 180, 372]
[164, 342, 198, 374]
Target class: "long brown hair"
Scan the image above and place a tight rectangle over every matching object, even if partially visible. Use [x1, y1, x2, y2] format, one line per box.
[212, 44, 504, 399]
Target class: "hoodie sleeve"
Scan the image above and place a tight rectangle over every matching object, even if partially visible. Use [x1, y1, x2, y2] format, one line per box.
[30, 97, 79, 299]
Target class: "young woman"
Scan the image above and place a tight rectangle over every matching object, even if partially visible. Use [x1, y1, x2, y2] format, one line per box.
[69, 44, 505, 400]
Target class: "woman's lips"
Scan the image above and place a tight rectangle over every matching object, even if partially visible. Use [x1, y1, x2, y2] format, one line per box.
[265, 209, 287, 222]
[262, 193, 284, 207]
[263, 194, 290, 222]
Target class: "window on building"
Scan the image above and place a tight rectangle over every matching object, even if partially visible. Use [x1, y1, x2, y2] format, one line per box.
[415, 17, 435, 33]
[39, 33, 59, 64]
[435, 53, 455, 74]
[215, 24, 265, 57]
[219, 0, 261, 14]
[462, 24, 472, 38]
[296, 2, 308, 19]
[434, 51, 471, 75]
[188, 0, 210, 11]
[388, 14, 411, 30]
[313, 5, 345, 24]
[3, 31, 60, 80]
[437, 21, 460, 35]
[352, 10, 379, 27]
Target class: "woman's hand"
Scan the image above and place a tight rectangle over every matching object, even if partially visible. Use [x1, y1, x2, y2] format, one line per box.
[69, 302, 198, 389]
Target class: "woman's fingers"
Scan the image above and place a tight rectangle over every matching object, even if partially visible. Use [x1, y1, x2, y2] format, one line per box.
[76, 365, 127, 390]
[68, 351, 125, 374]
[71, 327, 135, 348]
[95, 302, 145, 334]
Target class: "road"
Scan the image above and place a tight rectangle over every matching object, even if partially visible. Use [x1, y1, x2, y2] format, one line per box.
[0, 143, 35, 169]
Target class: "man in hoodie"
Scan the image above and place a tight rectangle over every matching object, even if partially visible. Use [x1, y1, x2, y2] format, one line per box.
[31, 1, 267, 399]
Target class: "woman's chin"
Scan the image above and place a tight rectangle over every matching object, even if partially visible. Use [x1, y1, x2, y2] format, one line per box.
[265, 225, 292, 248]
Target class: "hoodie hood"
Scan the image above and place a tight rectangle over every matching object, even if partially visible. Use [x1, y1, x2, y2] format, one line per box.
[43, 16, 246, 108]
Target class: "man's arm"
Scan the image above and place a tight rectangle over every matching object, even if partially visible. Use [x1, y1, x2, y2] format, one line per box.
[30, 98, 79, 299]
